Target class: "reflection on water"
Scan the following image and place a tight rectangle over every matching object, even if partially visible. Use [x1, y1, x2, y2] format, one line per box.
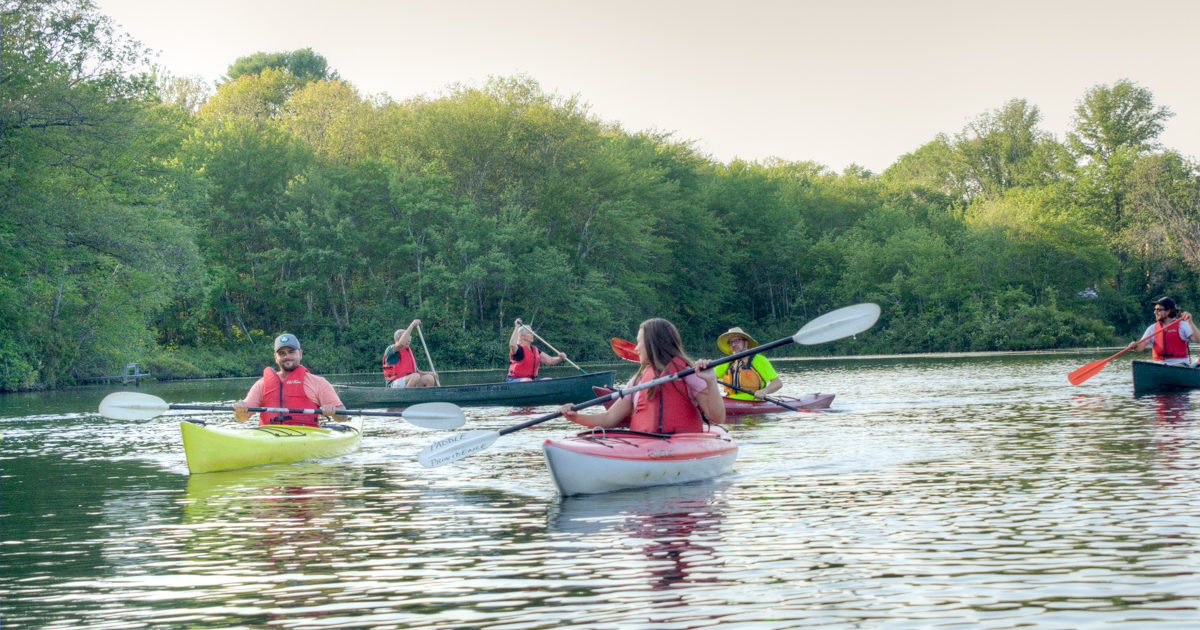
[550, 481, 729, 592]
[2, 354, 1199, 628]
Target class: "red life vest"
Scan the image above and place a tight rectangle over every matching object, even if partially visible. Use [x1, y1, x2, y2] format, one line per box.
[382, 344, 417, 382]
[259, 365, 321, 427]
[1153, 321, 1190, 361]
[630, 357, 704, 434]
[508, 344, 541, 379]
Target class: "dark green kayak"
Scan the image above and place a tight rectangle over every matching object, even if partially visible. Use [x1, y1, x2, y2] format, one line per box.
[335, 371, 616, 408]
[1132, 360, 1200, 393]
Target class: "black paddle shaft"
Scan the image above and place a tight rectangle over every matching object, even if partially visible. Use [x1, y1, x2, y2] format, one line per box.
[717, 381, 803, 412]
[497, 335, 794, 436]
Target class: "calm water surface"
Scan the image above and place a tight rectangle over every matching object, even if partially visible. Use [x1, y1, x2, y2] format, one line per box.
[2, 354, 1198, 629]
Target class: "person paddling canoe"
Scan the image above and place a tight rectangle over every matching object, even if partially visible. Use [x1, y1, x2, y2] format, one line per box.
[1127, 297, 1200, 365]
[713, 326, 783, 400]
[233, 334, 346, 426]
[383, 319, 438, 388]
[559, 318, 725, 431]
[507, 318, 569, 382]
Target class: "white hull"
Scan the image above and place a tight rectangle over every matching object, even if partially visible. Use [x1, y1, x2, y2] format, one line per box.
[543, 440, 737, 496]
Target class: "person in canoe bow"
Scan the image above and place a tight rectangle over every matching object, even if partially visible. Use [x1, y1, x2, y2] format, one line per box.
[233, 334, 347, 426]
[558, 318, 725, 431]
[507, 318, 569, 382]
[1128, 297, 1200, 365]
[383, 319, 438, 388]
[713, 326, 782, 400]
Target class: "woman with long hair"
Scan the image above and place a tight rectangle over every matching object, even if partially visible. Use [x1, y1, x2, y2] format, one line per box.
[560, 318, 725, 431]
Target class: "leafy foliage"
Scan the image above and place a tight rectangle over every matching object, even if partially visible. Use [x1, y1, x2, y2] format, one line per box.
[4, 2, 1199, 391]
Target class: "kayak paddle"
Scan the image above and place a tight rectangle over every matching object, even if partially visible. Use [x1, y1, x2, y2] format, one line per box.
[98, 392, 466, 429]
[610, 337, 810, 413]
[418, 303, 880, 467]
[1068, 318, 1178, 385]
[610, 337, 638, 361]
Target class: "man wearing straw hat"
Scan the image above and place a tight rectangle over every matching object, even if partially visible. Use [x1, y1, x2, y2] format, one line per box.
[383, 319, 439, 388]
[714, 326, 782, 400]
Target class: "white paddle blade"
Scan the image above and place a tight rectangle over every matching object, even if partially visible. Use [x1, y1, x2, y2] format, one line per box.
[98, 392, 170, 420]
[794, 303, 881, 345]
[402, 402, 466, 430]
[418, 430, 499, 468]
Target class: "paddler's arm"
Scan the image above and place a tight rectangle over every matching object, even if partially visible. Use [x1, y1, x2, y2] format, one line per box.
[320, 404, 348, 421]
[757, 377, 782, 398]
[309, 374, 347, 421]
[694, 359, 726, 424]
[396, 318, 420, 348]
[1130, 324, 1156, 352]
[1181, 312, 1200, 343]
[233, 380, 265, 422]
[509, 319, 524, 354]
[558, 397, 632, 428]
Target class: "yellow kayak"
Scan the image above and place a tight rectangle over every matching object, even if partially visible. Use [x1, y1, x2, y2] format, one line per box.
[180, 418, 364, 474]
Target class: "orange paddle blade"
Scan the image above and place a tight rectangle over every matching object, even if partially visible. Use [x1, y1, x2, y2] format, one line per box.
[1067, 355, 1119, 385]
[610, 337, 638, 362]
[1069, 318, 1178, 385]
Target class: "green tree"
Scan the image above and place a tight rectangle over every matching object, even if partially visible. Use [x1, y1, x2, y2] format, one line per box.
[1, 0, 201, 389]
[1070, 79, 1174, 163]
[224, 47, 334, 84]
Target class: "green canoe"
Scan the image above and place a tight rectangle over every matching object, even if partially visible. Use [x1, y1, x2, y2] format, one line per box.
[1132, 360, 1200, 393]
[335, 371, 616, 408]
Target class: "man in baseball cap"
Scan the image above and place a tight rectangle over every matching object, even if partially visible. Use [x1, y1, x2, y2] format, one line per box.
[274, 333, 301, 351]
[233, 333, 346, 425]
[1128, 297, 1200, 365]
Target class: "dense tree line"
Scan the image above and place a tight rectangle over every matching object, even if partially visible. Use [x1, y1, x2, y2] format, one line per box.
[3, 0, 1198, 390]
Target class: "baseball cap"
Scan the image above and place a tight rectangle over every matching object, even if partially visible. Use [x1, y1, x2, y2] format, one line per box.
[1152, 297, 1177, 310]
[274, 334, 301, 351]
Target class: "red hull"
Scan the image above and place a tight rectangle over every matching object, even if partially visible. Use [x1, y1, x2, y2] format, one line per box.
[591, 386, 833, 415]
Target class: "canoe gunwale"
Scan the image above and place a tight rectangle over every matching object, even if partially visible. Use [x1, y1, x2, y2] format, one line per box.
[336, 371, 616, 407]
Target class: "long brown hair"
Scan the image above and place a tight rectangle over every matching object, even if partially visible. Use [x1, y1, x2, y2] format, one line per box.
[634, 318, 693, 399]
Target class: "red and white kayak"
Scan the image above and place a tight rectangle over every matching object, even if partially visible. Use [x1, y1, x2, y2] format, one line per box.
[592, 386, 833, 416]
[542, 425, 738, 496]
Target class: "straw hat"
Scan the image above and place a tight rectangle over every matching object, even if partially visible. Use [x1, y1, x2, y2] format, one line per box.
[717, 327, 759, 355]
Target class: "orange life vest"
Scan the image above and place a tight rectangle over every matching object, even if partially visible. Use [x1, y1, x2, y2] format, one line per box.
[508, 344, 541, 379]
[382, 344, 417, 382]
[1153, 321, 1190, 361]
[719, 357, 765, 397]
[630, 357, 704, 434]
[259, 365, 320, 427]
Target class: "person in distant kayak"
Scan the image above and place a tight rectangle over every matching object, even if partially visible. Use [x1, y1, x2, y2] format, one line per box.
[559, 318, 725, 432]
[712, 326, 782, 400]
[383, 319, 438, 388]
[507, 318, 568, 381]
[233, 333, 346, 426]
[1128, 297, 1200, 365]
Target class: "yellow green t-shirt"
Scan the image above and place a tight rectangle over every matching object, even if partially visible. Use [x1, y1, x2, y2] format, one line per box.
[713, 354, 778, 400]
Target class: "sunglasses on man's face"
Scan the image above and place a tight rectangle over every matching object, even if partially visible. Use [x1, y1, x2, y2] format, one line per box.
[1154, 307, 1168, 311]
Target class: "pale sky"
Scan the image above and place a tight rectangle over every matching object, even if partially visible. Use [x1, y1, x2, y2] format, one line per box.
[95, 0, 1198, 174]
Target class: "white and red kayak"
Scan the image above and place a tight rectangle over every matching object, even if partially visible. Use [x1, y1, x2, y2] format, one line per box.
[542, 425, 738, 496]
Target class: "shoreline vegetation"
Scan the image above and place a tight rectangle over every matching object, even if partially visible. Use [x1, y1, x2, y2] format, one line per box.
[3, 0, 1198, 392]
[71, 344, 1187, 390]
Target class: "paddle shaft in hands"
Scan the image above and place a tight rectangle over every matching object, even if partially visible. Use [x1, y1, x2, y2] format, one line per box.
[418, 303, 881, 467]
